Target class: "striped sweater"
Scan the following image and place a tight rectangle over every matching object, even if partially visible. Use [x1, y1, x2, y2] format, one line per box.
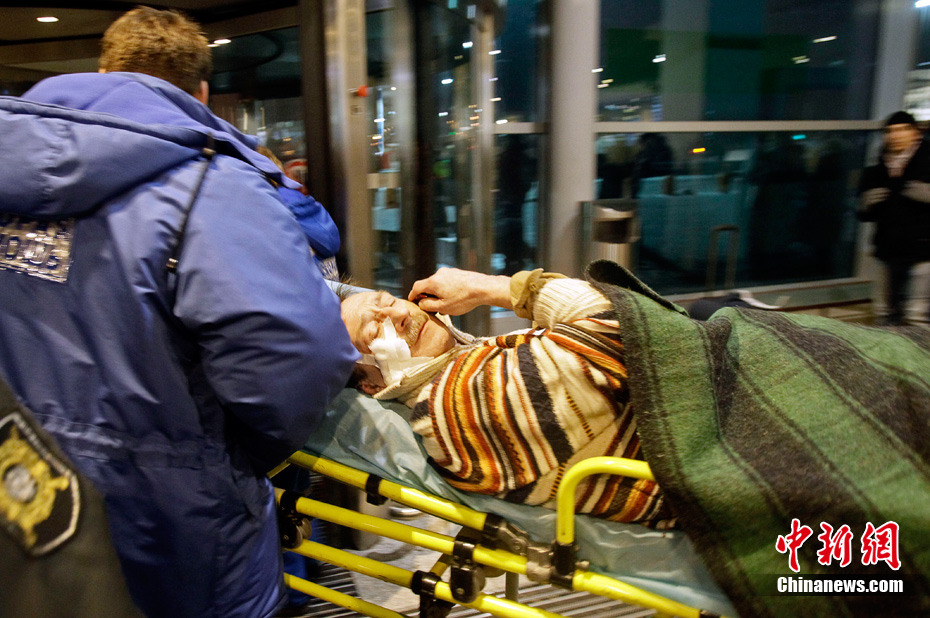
[387, 276, 672, 525]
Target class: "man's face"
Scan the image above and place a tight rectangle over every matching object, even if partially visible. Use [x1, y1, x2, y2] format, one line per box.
[341, 291, 455, 359]
[884, 123, 921, 154]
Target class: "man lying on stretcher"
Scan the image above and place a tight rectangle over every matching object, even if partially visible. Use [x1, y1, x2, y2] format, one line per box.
[341, 262, 930, 618]
[337, 266, 676, 527]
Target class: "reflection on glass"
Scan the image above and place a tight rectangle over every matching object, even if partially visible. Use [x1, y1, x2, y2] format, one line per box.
[209, 28, 307, 185]
[493, 0, 543, 123]
[593, 131, 870, 294]
[424, 3, 476, 272]
[367, 9, 404, 294]
[368, 4, 481, 291]
[598, 0, 879, 121]
[493, 134, 540, 274]
[906, 8, 930, 119]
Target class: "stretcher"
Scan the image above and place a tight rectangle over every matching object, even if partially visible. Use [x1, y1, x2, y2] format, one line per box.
[271, 389, 737, 618]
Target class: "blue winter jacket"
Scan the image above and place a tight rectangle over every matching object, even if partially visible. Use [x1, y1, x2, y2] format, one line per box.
[0, 73, 358, 617]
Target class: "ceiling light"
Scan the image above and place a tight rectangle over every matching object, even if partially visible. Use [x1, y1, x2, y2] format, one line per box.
[213, 39, 231, 45]
[37, 16, 59, 23]
[813, 36, 837, 43]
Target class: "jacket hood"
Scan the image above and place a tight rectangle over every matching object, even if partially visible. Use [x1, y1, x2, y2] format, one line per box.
[277, 186, 341, 258]
[0, 72, 296, 218]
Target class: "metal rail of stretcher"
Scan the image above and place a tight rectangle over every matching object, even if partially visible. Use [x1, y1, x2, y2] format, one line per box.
[272, 452, 726, 618]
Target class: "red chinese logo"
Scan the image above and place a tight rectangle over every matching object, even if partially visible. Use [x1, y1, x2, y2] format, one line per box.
[817, 523, 854, 568]
[861, 521, 901, 570]
[776, 519, 901, 572]
[776, 518, 813, 573]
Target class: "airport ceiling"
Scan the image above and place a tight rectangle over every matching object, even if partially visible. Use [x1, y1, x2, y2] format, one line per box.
[0, 2, 295, 44]
[1, 1, 503, 89]
[0, 3, 298, 86]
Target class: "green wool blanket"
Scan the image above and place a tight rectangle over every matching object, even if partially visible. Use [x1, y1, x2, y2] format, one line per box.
[587, 260, 930, 618]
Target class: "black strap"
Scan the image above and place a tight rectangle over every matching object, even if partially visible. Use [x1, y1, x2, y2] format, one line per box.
[166, 136, 216, 272]
[365, 474, 388, 506]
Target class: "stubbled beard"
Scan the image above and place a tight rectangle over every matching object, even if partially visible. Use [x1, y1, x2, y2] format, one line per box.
[402, 311, 428, 349]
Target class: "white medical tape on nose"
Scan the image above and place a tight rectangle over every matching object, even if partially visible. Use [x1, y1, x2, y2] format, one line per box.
[366, 318, 430, 384]
[369, 318, 410, 361]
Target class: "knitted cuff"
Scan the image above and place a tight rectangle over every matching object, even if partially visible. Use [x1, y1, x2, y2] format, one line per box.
[510, 268, 566, 320]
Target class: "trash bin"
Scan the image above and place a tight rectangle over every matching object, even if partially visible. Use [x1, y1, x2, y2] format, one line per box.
[580, 198, 639, 271]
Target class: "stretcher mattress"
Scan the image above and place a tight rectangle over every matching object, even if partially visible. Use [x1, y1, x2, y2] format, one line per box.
[303, 389, 737, 616]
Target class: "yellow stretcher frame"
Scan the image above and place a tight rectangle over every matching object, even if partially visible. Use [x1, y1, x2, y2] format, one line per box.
[272, 452, 726, 618]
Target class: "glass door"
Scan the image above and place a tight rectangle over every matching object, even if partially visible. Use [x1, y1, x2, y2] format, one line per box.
[365, 4, 410, 295]
[356, 0, 494, 300]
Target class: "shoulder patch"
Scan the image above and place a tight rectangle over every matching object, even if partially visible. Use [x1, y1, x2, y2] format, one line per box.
[0, 412, 80, 556]
[0, 215, 75, 283]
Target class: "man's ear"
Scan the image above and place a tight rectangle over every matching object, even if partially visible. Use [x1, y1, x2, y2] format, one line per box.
[352, 363, 386, 396]
[195, 80, 209, 105]
[358, 379, 382, 396]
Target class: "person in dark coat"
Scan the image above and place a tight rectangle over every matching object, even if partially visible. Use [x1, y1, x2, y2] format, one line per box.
[858, 110, 930, 325]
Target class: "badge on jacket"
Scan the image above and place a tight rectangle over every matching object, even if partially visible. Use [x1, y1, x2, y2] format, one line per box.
[0, 411, 80, 555]
[0, 215, 75, 283]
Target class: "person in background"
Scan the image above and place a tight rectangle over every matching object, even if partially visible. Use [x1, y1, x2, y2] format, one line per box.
[0, 7, 357, 618]
[0, 375, 142, 618]
[630, 132, 673, 197]
[858, 110, 930, 326]
[257, 145, 340, 281]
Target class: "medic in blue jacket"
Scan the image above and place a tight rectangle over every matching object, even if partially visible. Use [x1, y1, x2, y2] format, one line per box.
[0, 70, 358, 617]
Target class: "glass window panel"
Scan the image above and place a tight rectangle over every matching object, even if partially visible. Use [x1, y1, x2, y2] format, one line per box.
[367, 8, 405, 294]
[592, 130, 871, 294]
[906, 6, 930, 118]
[598, 0, 880, 121]
[493, 0, 543, 123]
[493, 134, 541, 274]
[424, 3, 477, 272]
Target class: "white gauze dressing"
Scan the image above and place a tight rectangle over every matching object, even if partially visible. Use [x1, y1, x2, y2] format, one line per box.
[361, 318, 433, 384]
